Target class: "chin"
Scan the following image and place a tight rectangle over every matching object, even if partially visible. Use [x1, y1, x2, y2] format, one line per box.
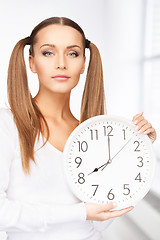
[55, 84, 79, 93]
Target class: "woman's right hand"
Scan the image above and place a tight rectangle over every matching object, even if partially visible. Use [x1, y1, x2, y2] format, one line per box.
[85, 202, 134, 221]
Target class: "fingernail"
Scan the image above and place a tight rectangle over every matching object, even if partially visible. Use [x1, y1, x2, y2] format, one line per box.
[135, 125, 139, 131]
[138, 129, 142, 133]
[134, 120, 138, 124]
[129, 206, 134, 211]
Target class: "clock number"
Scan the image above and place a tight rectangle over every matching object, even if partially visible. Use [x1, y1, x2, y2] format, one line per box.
[92, 185, 99, 196]
[75, 157, 82, 168]
[77, 141, 88, 152]
[134, 141, 140, 152]
[107, 126, 113, 136]
[137, 156, 144, 167]
[123, 184, 130, 195]
[135, 173, 142, 182]
[122, 129, 126, 140]
[107, 189, 115, 200]
[104, 126, 113, 137]
[90, 129, 98, 140]
[78, 173, 85, 184]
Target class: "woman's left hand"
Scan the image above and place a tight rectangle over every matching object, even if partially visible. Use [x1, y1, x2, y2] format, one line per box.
[132, 112, 157, 143]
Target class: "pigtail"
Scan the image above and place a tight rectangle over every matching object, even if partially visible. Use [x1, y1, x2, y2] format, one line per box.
[7, 38, 49, 174]
[80, 42, 107, 123]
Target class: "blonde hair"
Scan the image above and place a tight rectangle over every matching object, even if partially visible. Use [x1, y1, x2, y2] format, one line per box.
[7, 17, 106, 174]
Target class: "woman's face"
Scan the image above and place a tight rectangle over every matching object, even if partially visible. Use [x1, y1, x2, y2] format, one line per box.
[29, 24, 86, 94]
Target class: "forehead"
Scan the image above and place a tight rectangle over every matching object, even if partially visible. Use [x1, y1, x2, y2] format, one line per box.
[35, 24, 84, 46]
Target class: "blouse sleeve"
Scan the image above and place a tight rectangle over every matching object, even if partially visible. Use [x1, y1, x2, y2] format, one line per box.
[92, 218, 114, 232]
[0, 108, 86, 233]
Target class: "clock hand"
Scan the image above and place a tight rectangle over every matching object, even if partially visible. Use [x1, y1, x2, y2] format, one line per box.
[110, 138, 132, 161]
[88, 162, 110, 175]
[88, 138, 132, 175]
[101, 138, 132, 170]
[108, 135, 111, 162]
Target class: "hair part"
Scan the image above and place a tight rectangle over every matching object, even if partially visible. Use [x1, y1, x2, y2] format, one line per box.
[7, 17, 106, 174]
[29, 17, 86, 56]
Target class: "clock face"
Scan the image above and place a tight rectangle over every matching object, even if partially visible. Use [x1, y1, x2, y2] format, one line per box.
[63, 115, 156, 210]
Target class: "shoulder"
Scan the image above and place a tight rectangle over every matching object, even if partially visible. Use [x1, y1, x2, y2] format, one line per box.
[0, 107, 13, 118]
[0, 107, 14, 123]
[0, 108, 17, 163]
[0, 107, 16, 135]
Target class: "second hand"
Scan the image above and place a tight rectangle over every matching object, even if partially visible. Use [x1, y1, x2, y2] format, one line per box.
[88, 138, 132, 175]
[101, 138, 132, 170]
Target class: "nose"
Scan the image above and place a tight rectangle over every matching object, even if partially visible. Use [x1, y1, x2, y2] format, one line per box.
[55, 53, 67, 70]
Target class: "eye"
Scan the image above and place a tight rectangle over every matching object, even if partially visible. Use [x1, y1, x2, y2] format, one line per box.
[42, 51, 53, 57]
[68, 51, 79, 57]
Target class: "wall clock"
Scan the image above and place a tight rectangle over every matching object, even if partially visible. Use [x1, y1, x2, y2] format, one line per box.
[63, 115, 156, 210]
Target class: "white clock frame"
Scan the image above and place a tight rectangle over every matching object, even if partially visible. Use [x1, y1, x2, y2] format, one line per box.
[63, 115, 156, 210]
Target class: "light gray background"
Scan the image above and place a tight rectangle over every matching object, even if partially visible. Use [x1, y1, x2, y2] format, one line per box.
[0, 0, 142, 117]
[0, 0, 159, 239]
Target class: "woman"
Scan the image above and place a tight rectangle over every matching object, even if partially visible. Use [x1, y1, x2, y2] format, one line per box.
[0, 17, 156, 240]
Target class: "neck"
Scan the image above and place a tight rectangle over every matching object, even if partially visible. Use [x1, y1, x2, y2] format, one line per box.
[33, 89, 72, 122]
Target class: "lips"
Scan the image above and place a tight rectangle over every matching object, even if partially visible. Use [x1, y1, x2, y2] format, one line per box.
[52, 75, 70, 81]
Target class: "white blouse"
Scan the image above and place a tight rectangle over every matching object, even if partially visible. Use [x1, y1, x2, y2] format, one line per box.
[0, 108, 113, 240]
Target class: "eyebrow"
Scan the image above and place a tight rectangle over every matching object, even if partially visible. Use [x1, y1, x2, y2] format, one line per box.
[40, 44, 81, 49]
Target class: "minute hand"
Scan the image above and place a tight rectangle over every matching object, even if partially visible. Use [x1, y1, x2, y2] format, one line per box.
[101, 138, 132, 170]
[108, 135, 111, 162]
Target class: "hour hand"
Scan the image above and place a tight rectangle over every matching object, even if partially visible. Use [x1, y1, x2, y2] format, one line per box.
[88, 136, 113, 176]
[88, 162, 109, 175]
[88, 138, 132, 175]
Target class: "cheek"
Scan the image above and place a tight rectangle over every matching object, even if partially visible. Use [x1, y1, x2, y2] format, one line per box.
[72, 60, 84, 77]
[34, 59, 48, 76]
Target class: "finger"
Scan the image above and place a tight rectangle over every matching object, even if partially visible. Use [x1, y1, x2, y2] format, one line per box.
[137, 123, 152, 134]
[132, 112, 143, 121]
[135, 120, 152, 132]
[133, 114, 144, 125]
[107, 206, 134, 219]
[135, 119, 148, 131]
[143, 127, 155, 135]
[132, 112, 143, 122]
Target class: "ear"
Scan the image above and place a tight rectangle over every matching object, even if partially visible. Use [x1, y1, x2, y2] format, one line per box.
[80, 56, 86, 74]
[29, 55, 37, 73]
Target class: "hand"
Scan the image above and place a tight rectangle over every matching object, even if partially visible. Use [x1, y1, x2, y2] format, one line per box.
[85, 202, 134, 221]
[132, 112, 157, 143]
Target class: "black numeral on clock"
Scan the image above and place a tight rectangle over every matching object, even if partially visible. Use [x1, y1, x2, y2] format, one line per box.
[77, 141, 88, 152]
[90, 129, 98, 140]
[134, 141, 140, 152]
[135, 173, 142, 182]
[123, 184, 130, 195]
[103, 126, 113, 137]
[107, 189, 115, 200]
[75, 157, 82, 168]
[78, 173, 85, 184]
[122, 129, 126, 140]
[92, 185, 99, 196]
[137, 156, 144, 167]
